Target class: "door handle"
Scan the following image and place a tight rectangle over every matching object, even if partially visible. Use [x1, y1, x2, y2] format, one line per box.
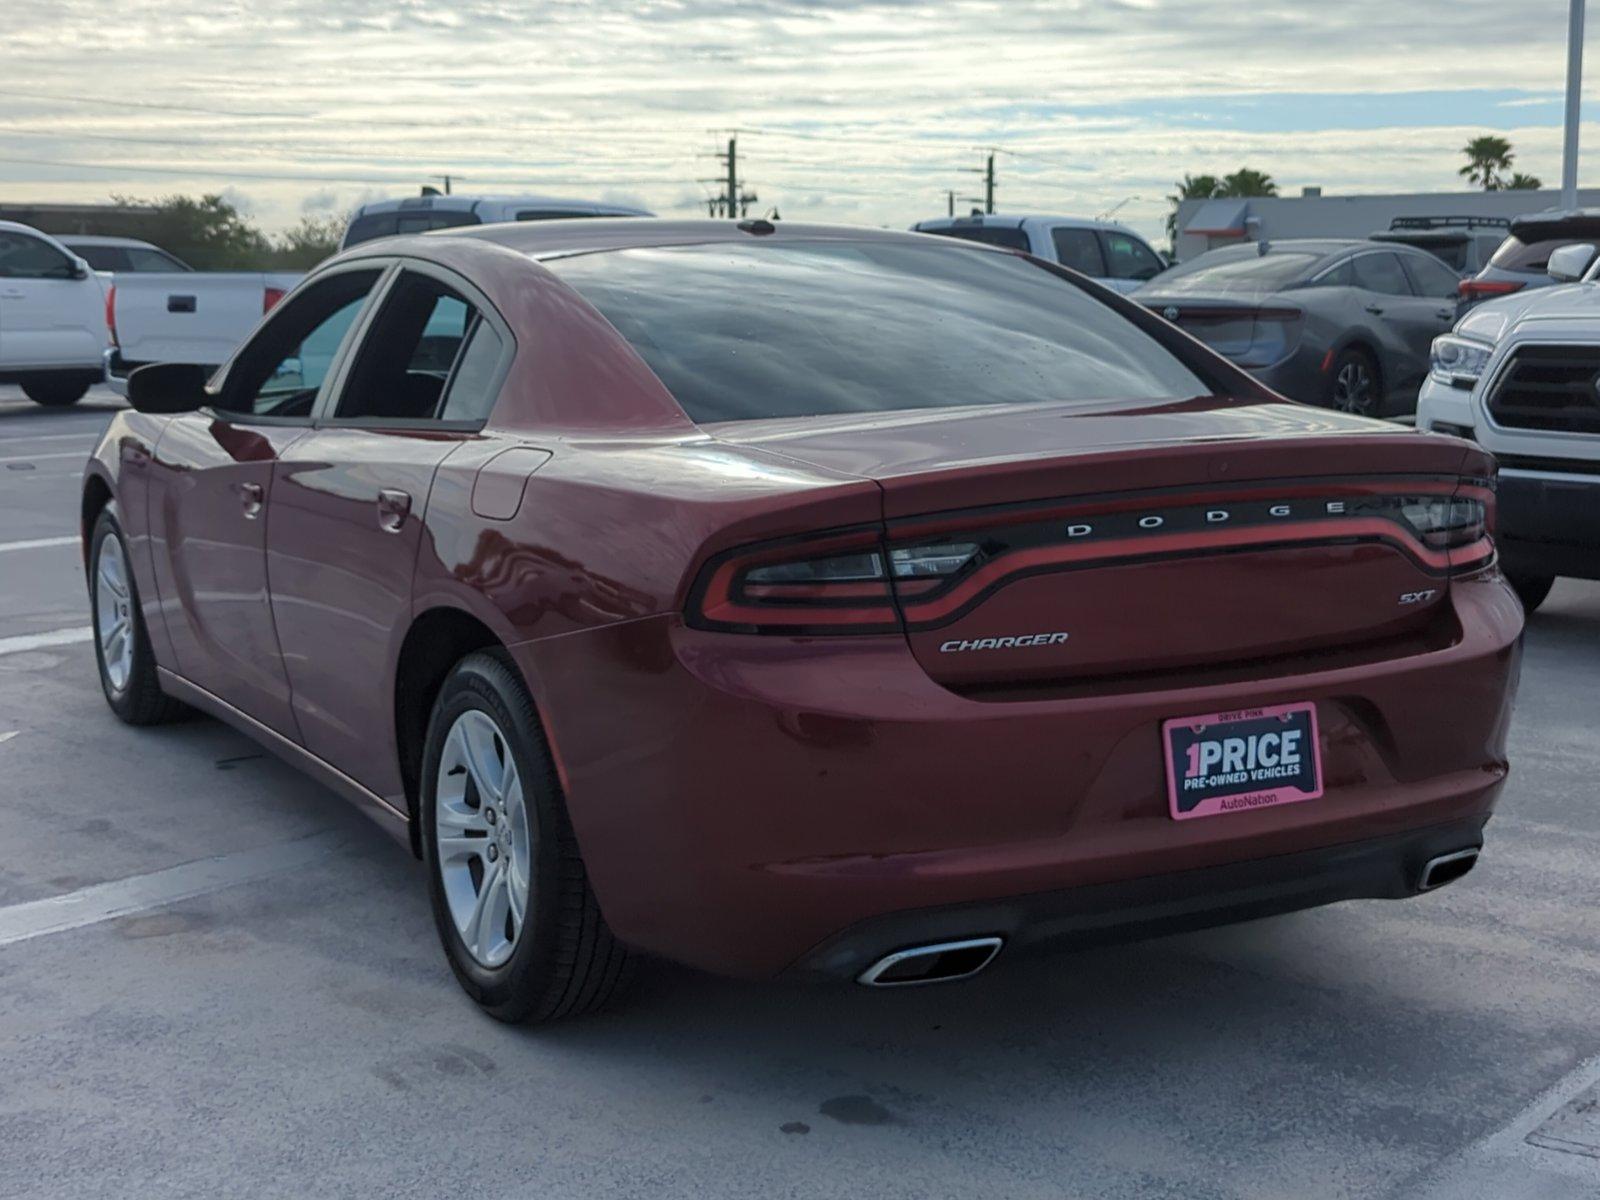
[377, 488, 412, 533]
[236, 481, 264, 519]
[1436, 308, 1455, 321]
[1364, 304, 1385, 315]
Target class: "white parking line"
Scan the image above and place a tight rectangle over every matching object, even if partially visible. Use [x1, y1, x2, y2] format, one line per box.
[0, 432, 101, 445]
[0, 627, 94, 655]
[0, 831, 345, 948]
[0, 451, 88, 465]
[0, 731, 16, 746]
[0, 535, 78, 553]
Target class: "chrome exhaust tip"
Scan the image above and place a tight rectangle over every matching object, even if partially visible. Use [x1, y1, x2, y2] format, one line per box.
[857, 937, 1004, 987]
[1419, 847, 1480, 892]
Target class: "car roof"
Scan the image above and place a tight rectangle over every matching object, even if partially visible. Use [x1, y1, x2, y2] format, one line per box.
[410, 217, 992, 261]
[56, 235, 163, 249]
[350, 193, 652, 218]
[913, 213, 1139, 234]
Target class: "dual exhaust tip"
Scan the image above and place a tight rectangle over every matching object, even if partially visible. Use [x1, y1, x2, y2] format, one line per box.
[857, 847, 1481, 988]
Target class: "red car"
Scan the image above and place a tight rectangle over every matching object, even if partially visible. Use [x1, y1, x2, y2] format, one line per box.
[83, 219, 1522, 1022]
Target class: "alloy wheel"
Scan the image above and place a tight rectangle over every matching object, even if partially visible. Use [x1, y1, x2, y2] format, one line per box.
[94, 535, 135, 693]
[434, 709, 532, 968]
[1332, 359, 1376, 415]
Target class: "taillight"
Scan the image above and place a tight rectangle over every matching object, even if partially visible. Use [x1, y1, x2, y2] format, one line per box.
[689, 530, 980, 633]
[1458, 278, 1525, 300]
[105, 283, 117, 346]
[264, 286, 286, 313]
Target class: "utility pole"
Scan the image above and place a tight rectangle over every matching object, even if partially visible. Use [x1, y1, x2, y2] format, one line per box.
[703, 136, 758, 218]
[961, 151, 997, 214]
[946, 189, 955, 217]
[1563, 0, 1585, 209]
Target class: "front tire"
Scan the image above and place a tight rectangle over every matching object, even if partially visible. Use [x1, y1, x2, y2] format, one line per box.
[89, 507, 187, 725]
[23, 377, 90, 407]
[1508, 572, 1555, 614]
[420, 650, 633, 1023]
[1326, 347, 1382, 417]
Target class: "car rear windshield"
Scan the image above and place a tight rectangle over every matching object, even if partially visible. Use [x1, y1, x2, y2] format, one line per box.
[1488, 234, 1597, 273]
[342, 210, 481, 247]
[1146, 251, 1322, 297]
[547, 241, 1211, 423]
[921, 224, 1031, 252]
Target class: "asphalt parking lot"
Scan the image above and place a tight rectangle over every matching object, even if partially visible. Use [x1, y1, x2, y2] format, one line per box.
[1, 385, 1598, 1199]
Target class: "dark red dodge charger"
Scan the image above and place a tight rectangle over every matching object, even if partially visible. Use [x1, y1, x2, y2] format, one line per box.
[82, 219, 1522, 1021]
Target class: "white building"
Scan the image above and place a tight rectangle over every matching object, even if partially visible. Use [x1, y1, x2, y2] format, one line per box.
[1173, 186, 1600, 261]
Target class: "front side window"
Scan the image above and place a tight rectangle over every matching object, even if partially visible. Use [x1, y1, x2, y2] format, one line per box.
[1101, 232, 1163, 281]
[333, 270, 505, 423]
[549, 240, 1213, 424]
[1352, 252, 1414, 296]
[218, 270, 382, 418]
[1402, 252, 1463, 298]
[0, 232, 75, 279]
[1050, 227, 1106, 275]
[125, 246, 190, 272]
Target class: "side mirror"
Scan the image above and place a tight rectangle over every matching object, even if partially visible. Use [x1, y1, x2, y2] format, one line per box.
[127, 362, 210, 414]
[1547, 242, 1596, 282]
[71, 256, 91, 281]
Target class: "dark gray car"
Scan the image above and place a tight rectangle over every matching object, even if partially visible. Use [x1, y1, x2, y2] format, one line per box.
[1136, 239, 1461, 416]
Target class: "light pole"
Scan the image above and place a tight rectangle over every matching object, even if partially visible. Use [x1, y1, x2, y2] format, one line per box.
[1563, 0, 1585, 209]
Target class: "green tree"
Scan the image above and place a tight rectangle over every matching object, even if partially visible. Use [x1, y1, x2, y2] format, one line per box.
[110, 193, 270, 269]
[266, 215, 346, 269]
[1507, 171, 1543, 190]
[1459, 135, 1516, 191]
[1166, 172, 1221, 244]
[1218, 168, 1278, 198]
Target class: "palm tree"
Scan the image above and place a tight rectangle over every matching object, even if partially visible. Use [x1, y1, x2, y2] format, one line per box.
[1459, 136, 1515, 190]
[1166, 173, 1221, 244]
[1507, 172, 1543, 190]
[1218, 168, 1278, 198]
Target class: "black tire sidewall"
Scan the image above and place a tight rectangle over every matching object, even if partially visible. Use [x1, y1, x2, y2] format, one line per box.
[1507, 572, 1555, 614]
[23, 378, 89, 407]
[1327, 348, 1382, 417]
[419, 652, 566, 1016]
[89, 507, 144, 719]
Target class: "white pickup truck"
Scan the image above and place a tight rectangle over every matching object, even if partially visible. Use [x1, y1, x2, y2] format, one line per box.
[0, 221, 109, 406]
[105, 268, 301, 394]
[1417, 241, 1600, 612]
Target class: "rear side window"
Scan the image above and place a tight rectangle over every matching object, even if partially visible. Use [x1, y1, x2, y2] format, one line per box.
[549, 240, 1212, 424]
[125, 246, 189, 272]
[923, 224, 1030, 252]
[0, 231, 75, 279]
[1050, 227, 1105, 275]
[334, 271, 505, 423]
[1101, 232, 1163, 281]
[1417, 240, 1468, 272]
[70, 245, 129, 271]
[1401, 252, 1463, 298]
[1352, 252, 1414, 296]
[439, 320, 507, 422]
[1488, 235, 1598, 273]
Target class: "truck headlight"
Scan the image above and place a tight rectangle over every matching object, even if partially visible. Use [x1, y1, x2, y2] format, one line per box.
[1429, 335, 1493, 388]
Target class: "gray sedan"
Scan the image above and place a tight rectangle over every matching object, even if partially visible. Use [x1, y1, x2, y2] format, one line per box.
[1136, 239, 1462, 416]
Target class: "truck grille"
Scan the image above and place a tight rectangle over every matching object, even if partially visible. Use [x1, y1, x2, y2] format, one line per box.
[1488, 346, 1600, 434]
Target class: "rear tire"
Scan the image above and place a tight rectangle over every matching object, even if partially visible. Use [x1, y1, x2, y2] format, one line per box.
[1325, 347, 1383, 417]
[89, 507, 188, 725]
[22, 377, 90, 407]
[1507, 572, 1555, 614]
[420, 650, 633, 1023]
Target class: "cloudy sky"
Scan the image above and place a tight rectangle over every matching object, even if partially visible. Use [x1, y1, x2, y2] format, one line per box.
[3, 0, 1595, 244]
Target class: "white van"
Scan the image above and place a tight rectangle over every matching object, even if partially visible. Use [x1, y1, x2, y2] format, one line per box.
[340, 193, 654, 250]
[910, 213, 1168, 294]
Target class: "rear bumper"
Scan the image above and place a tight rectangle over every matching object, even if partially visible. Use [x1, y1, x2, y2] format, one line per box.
[1497, 467, 1600, 580]
[791, 816, 1488, 981]
[102, 347, 133, 398]
[514, 577, 1522, 979]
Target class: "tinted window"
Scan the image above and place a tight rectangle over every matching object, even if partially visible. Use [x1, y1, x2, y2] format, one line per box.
[0, 231, 74, 279]
[1352, 252, 1413, 296]
[335, 271, 497, 422]
[1149, 250, 1320, 297]
[439, 319, 507, 422]
[1307, 258, 1354, 288]
[924, 224, 1030, 252]
[1401, 252, 1463, 298]
[549, 241, 1211, 424]
[220, 270, 381, 418]
[124, 246, 189, 272]
[1101, 232, 1163, 281]
[1487, 235, 1599, 273]
[517, 210, 602, 221]
[1050, 227, 1105, 275]
[69, 245, 129, 271]
[342, 210, 479, 248]
[1415, 239, 1468, 272]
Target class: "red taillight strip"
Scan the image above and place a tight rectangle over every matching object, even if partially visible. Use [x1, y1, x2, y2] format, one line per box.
[898, 518, 1459, 627]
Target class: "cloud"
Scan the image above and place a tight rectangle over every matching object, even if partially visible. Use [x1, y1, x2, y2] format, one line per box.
[1, 0, 1591, 241]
